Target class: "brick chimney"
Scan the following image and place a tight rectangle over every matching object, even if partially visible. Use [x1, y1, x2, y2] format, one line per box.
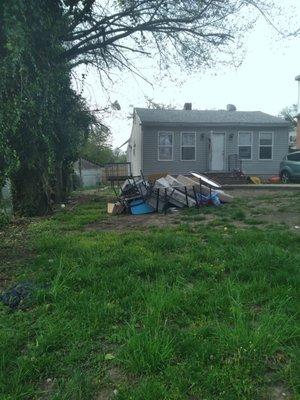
[296, 75, 300, 149]
[183, 103, 192, 110]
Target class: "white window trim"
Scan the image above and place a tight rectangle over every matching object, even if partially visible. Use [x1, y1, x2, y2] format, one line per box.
[180, 132, 196, 161]
[238, 131, 253, 161]
[157, 131, 174, 161]
[258, 131, 274, 161]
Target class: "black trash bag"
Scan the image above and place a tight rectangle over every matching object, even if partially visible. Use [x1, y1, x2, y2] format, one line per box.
[0, 281, 35, 309]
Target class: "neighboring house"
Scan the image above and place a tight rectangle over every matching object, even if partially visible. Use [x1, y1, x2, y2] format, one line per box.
[73, 158, 103, 187]
[127, 104, 290, 178]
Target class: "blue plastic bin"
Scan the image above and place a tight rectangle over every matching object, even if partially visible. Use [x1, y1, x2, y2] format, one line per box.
[130, 199, 155, 215]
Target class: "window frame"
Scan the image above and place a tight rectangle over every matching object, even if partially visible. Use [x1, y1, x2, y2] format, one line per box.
[157, 131, 174, 161]
[180, 132, 196, 161]
[258, 131, 274, 161]
[238, 131, 253, 161]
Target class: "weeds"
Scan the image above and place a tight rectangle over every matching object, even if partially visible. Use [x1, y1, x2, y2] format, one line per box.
[0, 190, 299, 399]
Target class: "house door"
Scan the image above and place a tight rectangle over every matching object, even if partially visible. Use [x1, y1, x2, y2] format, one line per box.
[211, 133, 225, 171]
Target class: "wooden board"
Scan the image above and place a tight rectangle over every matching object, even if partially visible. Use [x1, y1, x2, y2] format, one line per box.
[107, 202, 124, 215]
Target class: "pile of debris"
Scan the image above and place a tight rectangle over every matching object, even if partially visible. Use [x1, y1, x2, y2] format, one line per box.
[108, 172, 233, 215]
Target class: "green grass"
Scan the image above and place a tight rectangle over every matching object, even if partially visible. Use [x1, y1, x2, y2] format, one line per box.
[0, 191, 299, 399]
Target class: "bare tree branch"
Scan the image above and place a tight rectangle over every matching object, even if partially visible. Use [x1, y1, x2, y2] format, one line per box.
[57, 0, 284, 77]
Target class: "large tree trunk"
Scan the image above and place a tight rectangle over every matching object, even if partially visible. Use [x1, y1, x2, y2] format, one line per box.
[53, 160, 72, 204]
[11, 166, 51, 216]
[62, 160, 73, 199]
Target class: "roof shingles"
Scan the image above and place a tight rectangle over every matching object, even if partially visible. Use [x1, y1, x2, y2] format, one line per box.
[135, 108, 289, 126]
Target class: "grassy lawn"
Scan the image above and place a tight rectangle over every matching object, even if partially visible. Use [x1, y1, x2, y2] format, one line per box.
[0, 190, 299, 399]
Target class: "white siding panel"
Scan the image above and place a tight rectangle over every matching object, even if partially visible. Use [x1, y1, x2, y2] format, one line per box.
[127, 112, 142, 176]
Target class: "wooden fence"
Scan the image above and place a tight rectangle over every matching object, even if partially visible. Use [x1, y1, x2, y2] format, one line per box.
[103, 162, 132, 182]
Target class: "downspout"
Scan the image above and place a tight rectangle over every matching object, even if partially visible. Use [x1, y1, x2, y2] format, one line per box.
[208, 130, 213, 171]
[140, 123, 143, 177]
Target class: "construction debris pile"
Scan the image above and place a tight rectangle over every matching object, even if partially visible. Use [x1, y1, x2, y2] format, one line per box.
[107, 172, 233, 215]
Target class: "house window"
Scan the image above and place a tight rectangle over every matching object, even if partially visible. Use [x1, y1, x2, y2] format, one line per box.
[238, 132, 252, 160]
[158, 132, 173, 161]
[259, 132, 273, 160]
[181, 132, 196, 160]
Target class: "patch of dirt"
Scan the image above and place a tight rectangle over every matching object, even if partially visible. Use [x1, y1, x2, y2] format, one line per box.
[71, 189, 300, 232]
[85, 209, 299, 233]
[96, 366, 137, 400]
[226, 189, 298, 199]
[85, 212, 180, 231]
[39, 378, 55, 400]
[96, 387, 115, 400]
[262, 384, 292, 400]
[107, 366, 124, 383]
[258, 212, 300, 230]
[227, 189, 300, 230]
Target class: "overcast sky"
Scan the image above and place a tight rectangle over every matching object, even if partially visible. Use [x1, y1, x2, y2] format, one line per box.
[76, 0, 300, 148]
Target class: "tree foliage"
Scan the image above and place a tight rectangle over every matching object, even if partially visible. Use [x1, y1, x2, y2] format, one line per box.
[81, 123, 126, 164]
[81, 123, 112, 164]
[279, 104, 297, 128]
[0, 0, 94, 215]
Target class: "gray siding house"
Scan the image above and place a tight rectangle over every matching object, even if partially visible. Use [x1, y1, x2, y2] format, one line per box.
[127, 105, 290, 178]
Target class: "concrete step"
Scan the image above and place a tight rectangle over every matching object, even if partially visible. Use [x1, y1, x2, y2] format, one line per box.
[223, 184, 300, 190]
[204, 172, 248, 185]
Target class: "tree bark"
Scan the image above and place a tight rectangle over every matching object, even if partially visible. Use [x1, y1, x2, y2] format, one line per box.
[62, 160, 73, 199]
[54, 160, 64, 203]
[11, 166, 51, 216]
